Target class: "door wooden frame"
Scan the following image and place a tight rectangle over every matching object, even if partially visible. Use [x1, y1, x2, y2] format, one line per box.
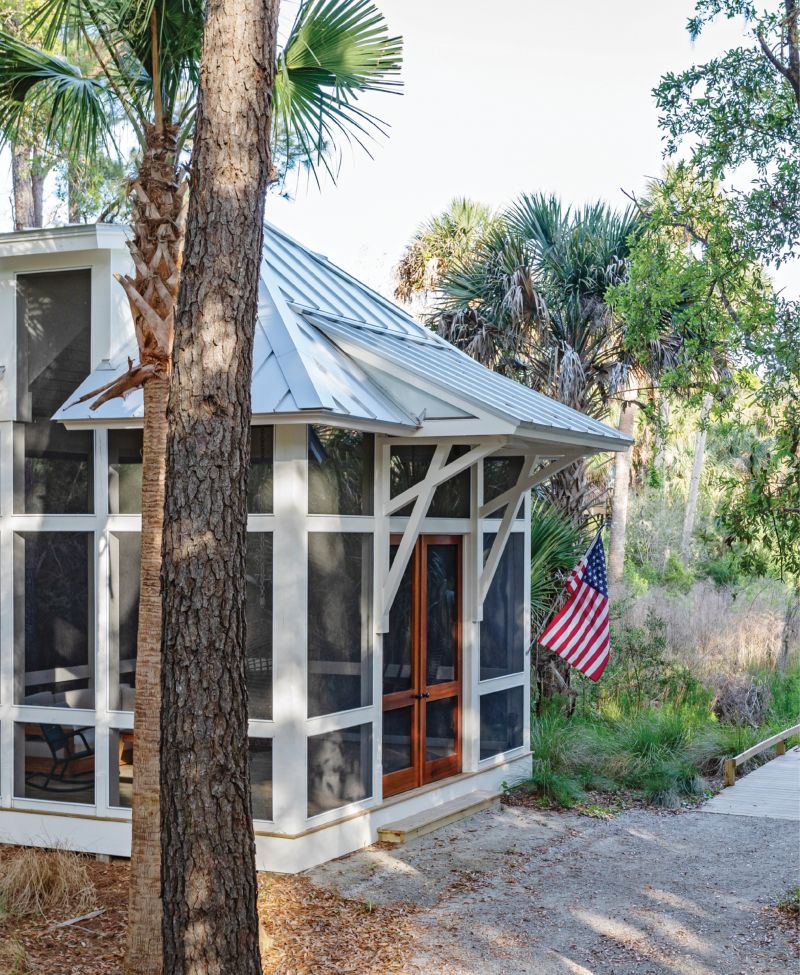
[382, 534, 462, 799]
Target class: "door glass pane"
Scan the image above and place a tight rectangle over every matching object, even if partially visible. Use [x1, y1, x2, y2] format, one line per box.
[307, 723, 372, 817]
[425, 696, 457, 762]
[308, 426, 374, 515]
[426, 544, 458, 685]
[382, 706, 413, 775]
[307, 533, 372, 717]
[480, 686, 524, 759]
[248, 426, 274, 513]
[390, 445, 470, 518]
[15, 270, 93, 513]
[108, 429, 143, 514]
[246, 533, 273, 719]
[249, 738, 273, 821]
[480, 533, 525, 680]
[484, 456, 525, 520]
[384, 544, 413, 695]
[15, 532, 94, 707]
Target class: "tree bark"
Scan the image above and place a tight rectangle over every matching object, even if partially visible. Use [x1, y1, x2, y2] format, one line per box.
[608, 394, 637, 591]
[123, 124, 187, 975]
[778, 586, 800, 674]
[31, 153, 44, 227]
[159, 0, 280, 971]
[12, 143, 36, 229]
[654, 394, 670, 482]
[680, 394, 712, 565]
[125, 373, 169, 975]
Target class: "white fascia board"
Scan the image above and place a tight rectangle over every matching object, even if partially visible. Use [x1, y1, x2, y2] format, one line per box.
[314, 321, 632, 454]
[514, 420, 632, 453]
[0, 223, 129, 260]
[63, 410, 417, 435]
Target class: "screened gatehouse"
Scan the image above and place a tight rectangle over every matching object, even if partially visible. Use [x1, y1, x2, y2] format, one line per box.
[0, 223, 631, 871]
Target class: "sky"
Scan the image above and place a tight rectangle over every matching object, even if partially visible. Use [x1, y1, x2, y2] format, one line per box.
[1, 0, 797, 299]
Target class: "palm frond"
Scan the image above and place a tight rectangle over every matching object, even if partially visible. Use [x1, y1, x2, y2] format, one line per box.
[0, 29, 114, 156]
[274, 0, 402, 182]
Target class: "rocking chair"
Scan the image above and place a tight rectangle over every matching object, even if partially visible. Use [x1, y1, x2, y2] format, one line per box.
[25, 724, 95, 794]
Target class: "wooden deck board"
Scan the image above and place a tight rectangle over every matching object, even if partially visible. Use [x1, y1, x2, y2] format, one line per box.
[702, 746, 800, 821]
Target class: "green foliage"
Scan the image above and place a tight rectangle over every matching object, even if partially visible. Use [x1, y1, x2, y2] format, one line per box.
[776, 887, 800, 916]
[529, 499, 588, 637]
[394, 197, 497, 303]
[662, 552, 695, 592]
[522, 602, 800, 810]
[659, 1, 800, 267]
[615, 2, 800, 593]
[0, 0, 403, 180]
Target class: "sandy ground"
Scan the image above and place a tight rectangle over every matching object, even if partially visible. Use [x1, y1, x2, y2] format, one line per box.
[1, 802, 797, 974]
[308, 802, 800, 975]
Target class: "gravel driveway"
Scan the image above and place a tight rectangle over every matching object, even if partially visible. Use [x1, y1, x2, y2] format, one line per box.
[307, 802, 800, 974]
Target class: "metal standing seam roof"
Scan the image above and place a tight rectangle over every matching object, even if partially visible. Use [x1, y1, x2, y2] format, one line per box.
[54, 221, 632, 452]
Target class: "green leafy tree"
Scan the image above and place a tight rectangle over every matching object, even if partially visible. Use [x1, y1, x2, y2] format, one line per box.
[618, 0, 799, 671]
[0, 2, 402, 972]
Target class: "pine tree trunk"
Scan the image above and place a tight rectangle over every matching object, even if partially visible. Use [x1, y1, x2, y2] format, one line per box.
[608, 395, 637, 591]
[680, 394, 712, 565]
[12, 143, 35, 229]
[159, 0, 280, 971]
[122, 124, 187, 975]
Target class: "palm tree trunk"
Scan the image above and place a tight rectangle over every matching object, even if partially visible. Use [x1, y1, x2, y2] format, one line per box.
[31, 151, 44, 227]
[680, 394, 712, 565]
[125, 373, 168, 975]
[608, 394, 637, 590]
[160, 0, 280, 970]
[122, 123, 187, 975]
[12, 143, 36, 229]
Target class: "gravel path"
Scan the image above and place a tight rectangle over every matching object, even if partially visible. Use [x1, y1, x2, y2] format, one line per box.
[307, 803, 800, 974]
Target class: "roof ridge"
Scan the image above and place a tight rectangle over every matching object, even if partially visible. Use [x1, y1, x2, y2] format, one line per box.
[263, 220, 431, 336]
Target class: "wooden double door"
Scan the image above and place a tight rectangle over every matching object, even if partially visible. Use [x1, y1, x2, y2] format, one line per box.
[382, 535, 462, 798]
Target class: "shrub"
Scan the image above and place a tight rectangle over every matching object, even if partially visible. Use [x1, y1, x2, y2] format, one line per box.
[662, 552, 695, 592]
[711, 674, 771, 727]
[0, 847, 96, 920]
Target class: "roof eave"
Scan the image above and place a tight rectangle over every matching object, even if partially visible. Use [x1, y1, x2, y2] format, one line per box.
[514, 421, 632, 453]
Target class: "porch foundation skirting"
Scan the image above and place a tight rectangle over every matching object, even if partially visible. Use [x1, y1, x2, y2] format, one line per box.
[0, 752, 530, 874]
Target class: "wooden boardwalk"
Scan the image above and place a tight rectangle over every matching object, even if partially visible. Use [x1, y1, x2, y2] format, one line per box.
[702, 745, 800, 821]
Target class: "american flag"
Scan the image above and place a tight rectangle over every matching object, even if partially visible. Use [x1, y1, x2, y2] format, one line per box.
[538, 533, 610, 681]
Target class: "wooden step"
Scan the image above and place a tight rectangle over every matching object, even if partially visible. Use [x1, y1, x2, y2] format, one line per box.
[377, 790, 500, 846]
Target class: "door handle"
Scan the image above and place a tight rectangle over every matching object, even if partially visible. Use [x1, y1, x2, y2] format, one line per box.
[412, 692, 431, 699]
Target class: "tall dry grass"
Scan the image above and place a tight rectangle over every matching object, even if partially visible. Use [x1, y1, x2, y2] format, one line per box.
[0, 939, 28, 975]
[619, 578, 789, 674]
[0, 847, 96, 921]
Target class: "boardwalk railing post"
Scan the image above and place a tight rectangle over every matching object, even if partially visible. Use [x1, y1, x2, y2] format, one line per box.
[723, 758, 736, 788]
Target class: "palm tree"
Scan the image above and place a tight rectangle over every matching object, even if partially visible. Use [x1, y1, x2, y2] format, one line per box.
[425, 194, 679, 693]
[435, 195, 664, 518]
[394, 196, 496, 308]
[0, 3, 401, 972]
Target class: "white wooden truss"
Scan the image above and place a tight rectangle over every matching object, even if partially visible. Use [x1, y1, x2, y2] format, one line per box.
[376, 440, 586, 631]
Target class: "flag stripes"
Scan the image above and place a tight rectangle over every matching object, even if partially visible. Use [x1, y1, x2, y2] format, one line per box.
[538, 533, 610, 682]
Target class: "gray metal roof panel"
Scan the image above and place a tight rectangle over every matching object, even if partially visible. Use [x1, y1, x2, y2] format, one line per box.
[53, 220, 630, 449]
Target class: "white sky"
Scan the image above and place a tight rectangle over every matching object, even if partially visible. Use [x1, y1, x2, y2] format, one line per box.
[1, 0, 797, 298]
